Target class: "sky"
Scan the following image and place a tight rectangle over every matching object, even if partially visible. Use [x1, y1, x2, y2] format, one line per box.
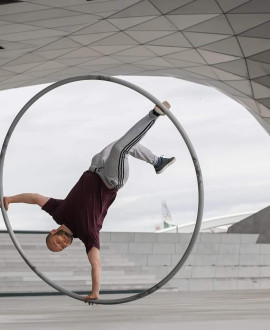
[0, 76, 270, 233]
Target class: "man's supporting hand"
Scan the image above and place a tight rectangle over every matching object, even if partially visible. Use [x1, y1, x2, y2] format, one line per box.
[85, 247, 101, 302]
[83, 293, 99, 302]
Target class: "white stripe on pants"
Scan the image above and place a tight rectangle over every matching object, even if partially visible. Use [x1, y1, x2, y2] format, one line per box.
[90, 111, 159, 189]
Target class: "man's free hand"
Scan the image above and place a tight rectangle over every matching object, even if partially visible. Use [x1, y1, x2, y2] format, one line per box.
[0, 197, 9, 211]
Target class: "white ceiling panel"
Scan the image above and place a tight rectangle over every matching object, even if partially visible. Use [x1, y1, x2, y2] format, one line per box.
[150, 0, 194, 14]
[0, 0, 269, 133]
[168, 14, 219, 30]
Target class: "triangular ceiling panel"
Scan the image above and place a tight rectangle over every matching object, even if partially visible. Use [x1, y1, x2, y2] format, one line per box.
[148, 32, 192, 47]
[214, 59, 249, 78]
[145, 45, 188, 56]
[88, 45, 136, 56]
[166, 49, 206, 64]
[167, 14, 219, 30]
[178, 70, 215, 81]
[248, 51, 270, 64]
[0, 23, 37, 35]
[5, 62, 42, 74]
[226, 14, 270, 35]
[135, 57, 174, 67]
[0, 69, 14, 77]
[254, 75, 270, 88]
[258, 103, 270, 117]
[240, 21, 270, 39]
[258, 98, 270, 109]
[198, 49, 241, 64]
[184, 65, 218, 79]
[185, 15, 234, 34]
[211, 80, 250, 97]
[111, 55, 154, 63]
[26, 61, 66, 73]
[113, 45, 156, 57]
[29, 14, 98, 29]
[225, 80, 253, 96]
[5, 53, 45, 66]
[125, 31, 174, 44]
[109, 0, 160, 18]
[35, 49, 76, 60]
[169, 0, 222, 14]
[237, 95, 259, 110]
[212, 67, 244, 80]
[65, 0, 138, 14]
[37, 37, 82, 51]
[58, 57, 98, 67]
[200, 37, 243, 57]
[183, 32, 229, 47]
[21, 37, 59, 48]
[0, 39, 32, 51]
[246, 60, 270, 79]
[150, 0, 194, 14]
[57, 47, 101, 59]
[81, 57, 122, 66]
[69, 33, 116, 46]
[104, 64, 146, 75]
[91, 32, 138, 46]
[127, 16, 177, 31]
[229, 0, 270, 13]
[216, 0, 250, 12]
[251, 81, 270, 98]
[107, 16, 156, 30]
[72, 21, 119, 35]
[238, 36, 270, 57]
[164, 57, 203, 68]
[0, 2, 48, 15]
[56, 24, 91, 34]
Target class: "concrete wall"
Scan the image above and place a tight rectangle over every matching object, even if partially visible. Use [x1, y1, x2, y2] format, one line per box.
[1, 232, 270, 295]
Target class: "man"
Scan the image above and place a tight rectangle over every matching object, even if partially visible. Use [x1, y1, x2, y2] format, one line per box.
[1, 101, 176, 301]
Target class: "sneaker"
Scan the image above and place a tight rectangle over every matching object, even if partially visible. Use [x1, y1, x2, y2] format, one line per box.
[153, 101, 171, 116]
[154, 157, 176, 174]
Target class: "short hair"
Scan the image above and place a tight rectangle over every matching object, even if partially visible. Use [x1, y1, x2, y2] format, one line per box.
[46, 233, 53, 251]
[45, 231, 73, 252]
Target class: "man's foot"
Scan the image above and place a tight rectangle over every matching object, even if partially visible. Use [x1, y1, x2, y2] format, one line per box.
[153, 101, 171, 116]
[154, 157, 176, 174]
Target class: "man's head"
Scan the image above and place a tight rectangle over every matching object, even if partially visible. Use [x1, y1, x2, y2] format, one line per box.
[46, 229, 73, 252]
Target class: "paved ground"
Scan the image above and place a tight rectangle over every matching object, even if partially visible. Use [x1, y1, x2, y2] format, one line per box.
[1, 290, 270, 329]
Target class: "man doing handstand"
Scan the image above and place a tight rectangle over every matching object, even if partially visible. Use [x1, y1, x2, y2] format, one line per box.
[1, 101, 176, 301]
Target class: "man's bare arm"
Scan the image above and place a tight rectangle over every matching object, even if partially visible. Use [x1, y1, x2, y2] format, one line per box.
[84, 247, 101, 301]
[0, 194, 50, 210]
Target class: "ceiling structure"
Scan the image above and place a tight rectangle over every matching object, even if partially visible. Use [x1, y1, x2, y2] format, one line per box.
[0, 0, 269, 132]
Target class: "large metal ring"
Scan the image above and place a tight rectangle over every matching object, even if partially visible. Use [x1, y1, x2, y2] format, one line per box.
[0, 75, 204, 305]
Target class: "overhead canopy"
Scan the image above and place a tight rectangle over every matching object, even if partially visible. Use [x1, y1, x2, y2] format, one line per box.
[0, 0, 269, 132]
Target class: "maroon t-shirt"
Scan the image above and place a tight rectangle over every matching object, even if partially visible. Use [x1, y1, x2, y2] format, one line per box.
[42, 171, 117, 253]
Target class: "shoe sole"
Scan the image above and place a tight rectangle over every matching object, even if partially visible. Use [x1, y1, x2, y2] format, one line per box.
[156, 157, 176, 174]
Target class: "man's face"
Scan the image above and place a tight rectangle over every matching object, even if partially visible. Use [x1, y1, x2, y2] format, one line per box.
[47, 230, 73, 252]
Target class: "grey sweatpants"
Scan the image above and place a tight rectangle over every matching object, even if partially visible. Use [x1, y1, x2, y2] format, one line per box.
[90, 110, 159, 189]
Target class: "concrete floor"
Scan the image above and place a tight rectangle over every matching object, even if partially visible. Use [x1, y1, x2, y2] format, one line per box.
[1, 290, 270, 330]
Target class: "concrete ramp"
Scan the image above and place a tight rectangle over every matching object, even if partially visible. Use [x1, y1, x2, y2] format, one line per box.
[228, 206, 270, 243]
